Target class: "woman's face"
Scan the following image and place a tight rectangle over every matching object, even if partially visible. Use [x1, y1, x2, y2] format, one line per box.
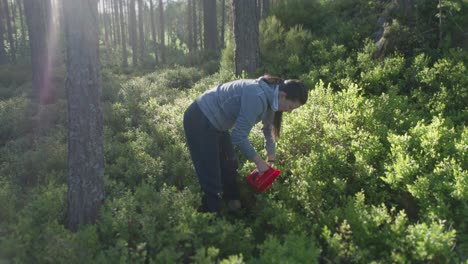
[278, 91, 302, 112]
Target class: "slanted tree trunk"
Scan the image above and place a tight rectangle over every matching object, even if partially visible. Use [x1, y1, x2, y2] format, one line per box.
[24, 0, 52, 103]
[149, 0, 158, 65]
[137, 0, 144, 64]
[118, 0, 128, 67]
[0, 0, 9, 64]
[232, 0, 260, 76]
[63, 0, 104, 232]
[3, 0, 16, 63]
[158, 0, 165, 63]
[203, 0, 217, 52]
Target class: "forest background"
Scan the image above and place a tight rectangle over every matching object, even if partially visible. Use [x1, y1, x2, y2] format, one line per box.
[0, 0, 467, 263]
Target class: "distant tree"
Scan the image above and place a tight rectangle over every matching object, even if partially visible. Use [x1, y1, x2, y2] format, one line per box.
[220, 0, 226, 48]
[193, 0, 198, 50]
[24, 0, 52, 103]
[232, 0, 260, 75]
[17, 0, 26, 53]
[261, 0, 269, 18]
[118, 0, 128, 67]
[158, 0, 165, 63]
[0, 0, 8, 64]
[149, 0, 158, 65]
[129, 0, 138, 65]
[113, 0, 120, 47]
[3, 0, 16, 63]
[203, 0, 217, 52]
[137, 0, 144, 63]
[63, 0, 104, 232]
[188, 0, 194, 54]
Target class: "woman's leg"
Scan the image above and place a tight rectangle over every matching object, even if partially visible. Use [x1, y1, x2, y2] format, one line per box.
[183, 101, 223, 213]
[219, 132, 240, 203]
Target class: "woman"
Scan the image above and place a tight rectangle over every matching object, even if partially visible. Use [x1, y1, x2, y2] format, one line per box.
[183, 75, 308, 213]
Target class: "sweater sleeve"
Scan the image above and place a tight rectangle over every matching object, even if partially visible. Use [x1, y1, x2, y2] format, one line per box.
[231, 89, 264, 160]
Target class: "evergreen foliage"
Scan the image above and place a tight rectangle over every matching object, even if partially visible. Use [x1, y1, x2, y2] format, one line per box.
[1, 0, 467, 262]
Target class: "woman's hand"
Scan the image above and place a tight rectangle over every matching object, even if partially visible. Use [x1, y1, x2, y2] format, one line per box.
[253, 154, 270, 173]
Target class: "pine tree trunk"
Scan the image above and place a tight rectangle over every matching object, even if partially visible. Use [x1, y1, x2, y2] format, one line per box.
[198, 0, 203, 49]
[193, 0, 197, 50]
[18, 0, 26, 54]
[63, 0, 104, 232]
[149, 0, 158, 64]
[232, 0, 260, 76]
[0, 0, 8, 64]
[188, 0, 193, 54]
[129, 0, 138, 65]
[118, 0, 128, 67]
[24, 0, 52, 103]
[221, 0, 225, 48]
[3, 0, 15, 63]
[113, 0, 120, 47]
[102, 0, 109, 44]
[261, 0, 269, 18]
[158, 0, 165, 63]
[203, 0, 217, 52]
[137, 0, 144, 64]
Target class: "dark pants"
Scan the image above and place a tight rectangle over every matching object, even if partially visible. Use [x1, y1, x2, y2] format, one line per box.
[183, 101, 240, 213]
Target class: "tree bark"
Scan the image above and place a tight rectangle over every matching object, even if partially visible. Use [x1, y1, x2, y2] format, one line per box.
[203, 0, 217, 52]
[118, 0, 128, 66]
[3, 0, 16, 63]
[232, 0, 260, 76]
[0, 0, 8, 64]
[112, 0, 119, 48]
[221, 0, 225, 48]
[261, 0, 269, 18]
[63, 0, 104, 232]
[192, 0, 197, 50]
[149, 0, 158, 65]
[158, 0, 165, 63]
[129, 0, 138, 65]
[17, 0, 26, 54]
[137, 0, 144, 64]
[188, 0, 193, 54]
[24, 0, 52, 103]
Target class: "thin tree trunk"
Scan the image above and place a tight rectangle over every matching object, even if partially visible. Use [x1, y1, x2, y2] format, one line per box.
[198, 0, 202, 49]
[18, 0, 26, 53]
[129, 0, 137, 65]
[0, 0, 8, 64]
[113, 0, 120, 47]
[3, 0, 16, 63]
[137, 0, 144, 64]
[203, 0, 217, 52]
[63, 0, 104, 233]
[149, 0, 158, 65]
[24, 0, 52, 103]
[221, 0, 225, 48]
[118, 0, 128, 66]
[102, 0, 109, 44]
[158, 0, 165, 63]
[188, 0, 193, 54]
[193, 0, 197, 50]
[232, 0, 260, 76]
[261, 0, 269, 18]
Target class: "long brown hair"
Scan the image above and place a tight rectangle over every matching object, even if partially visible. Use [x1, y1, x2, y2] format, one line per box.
[260, 74, 308, 139]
